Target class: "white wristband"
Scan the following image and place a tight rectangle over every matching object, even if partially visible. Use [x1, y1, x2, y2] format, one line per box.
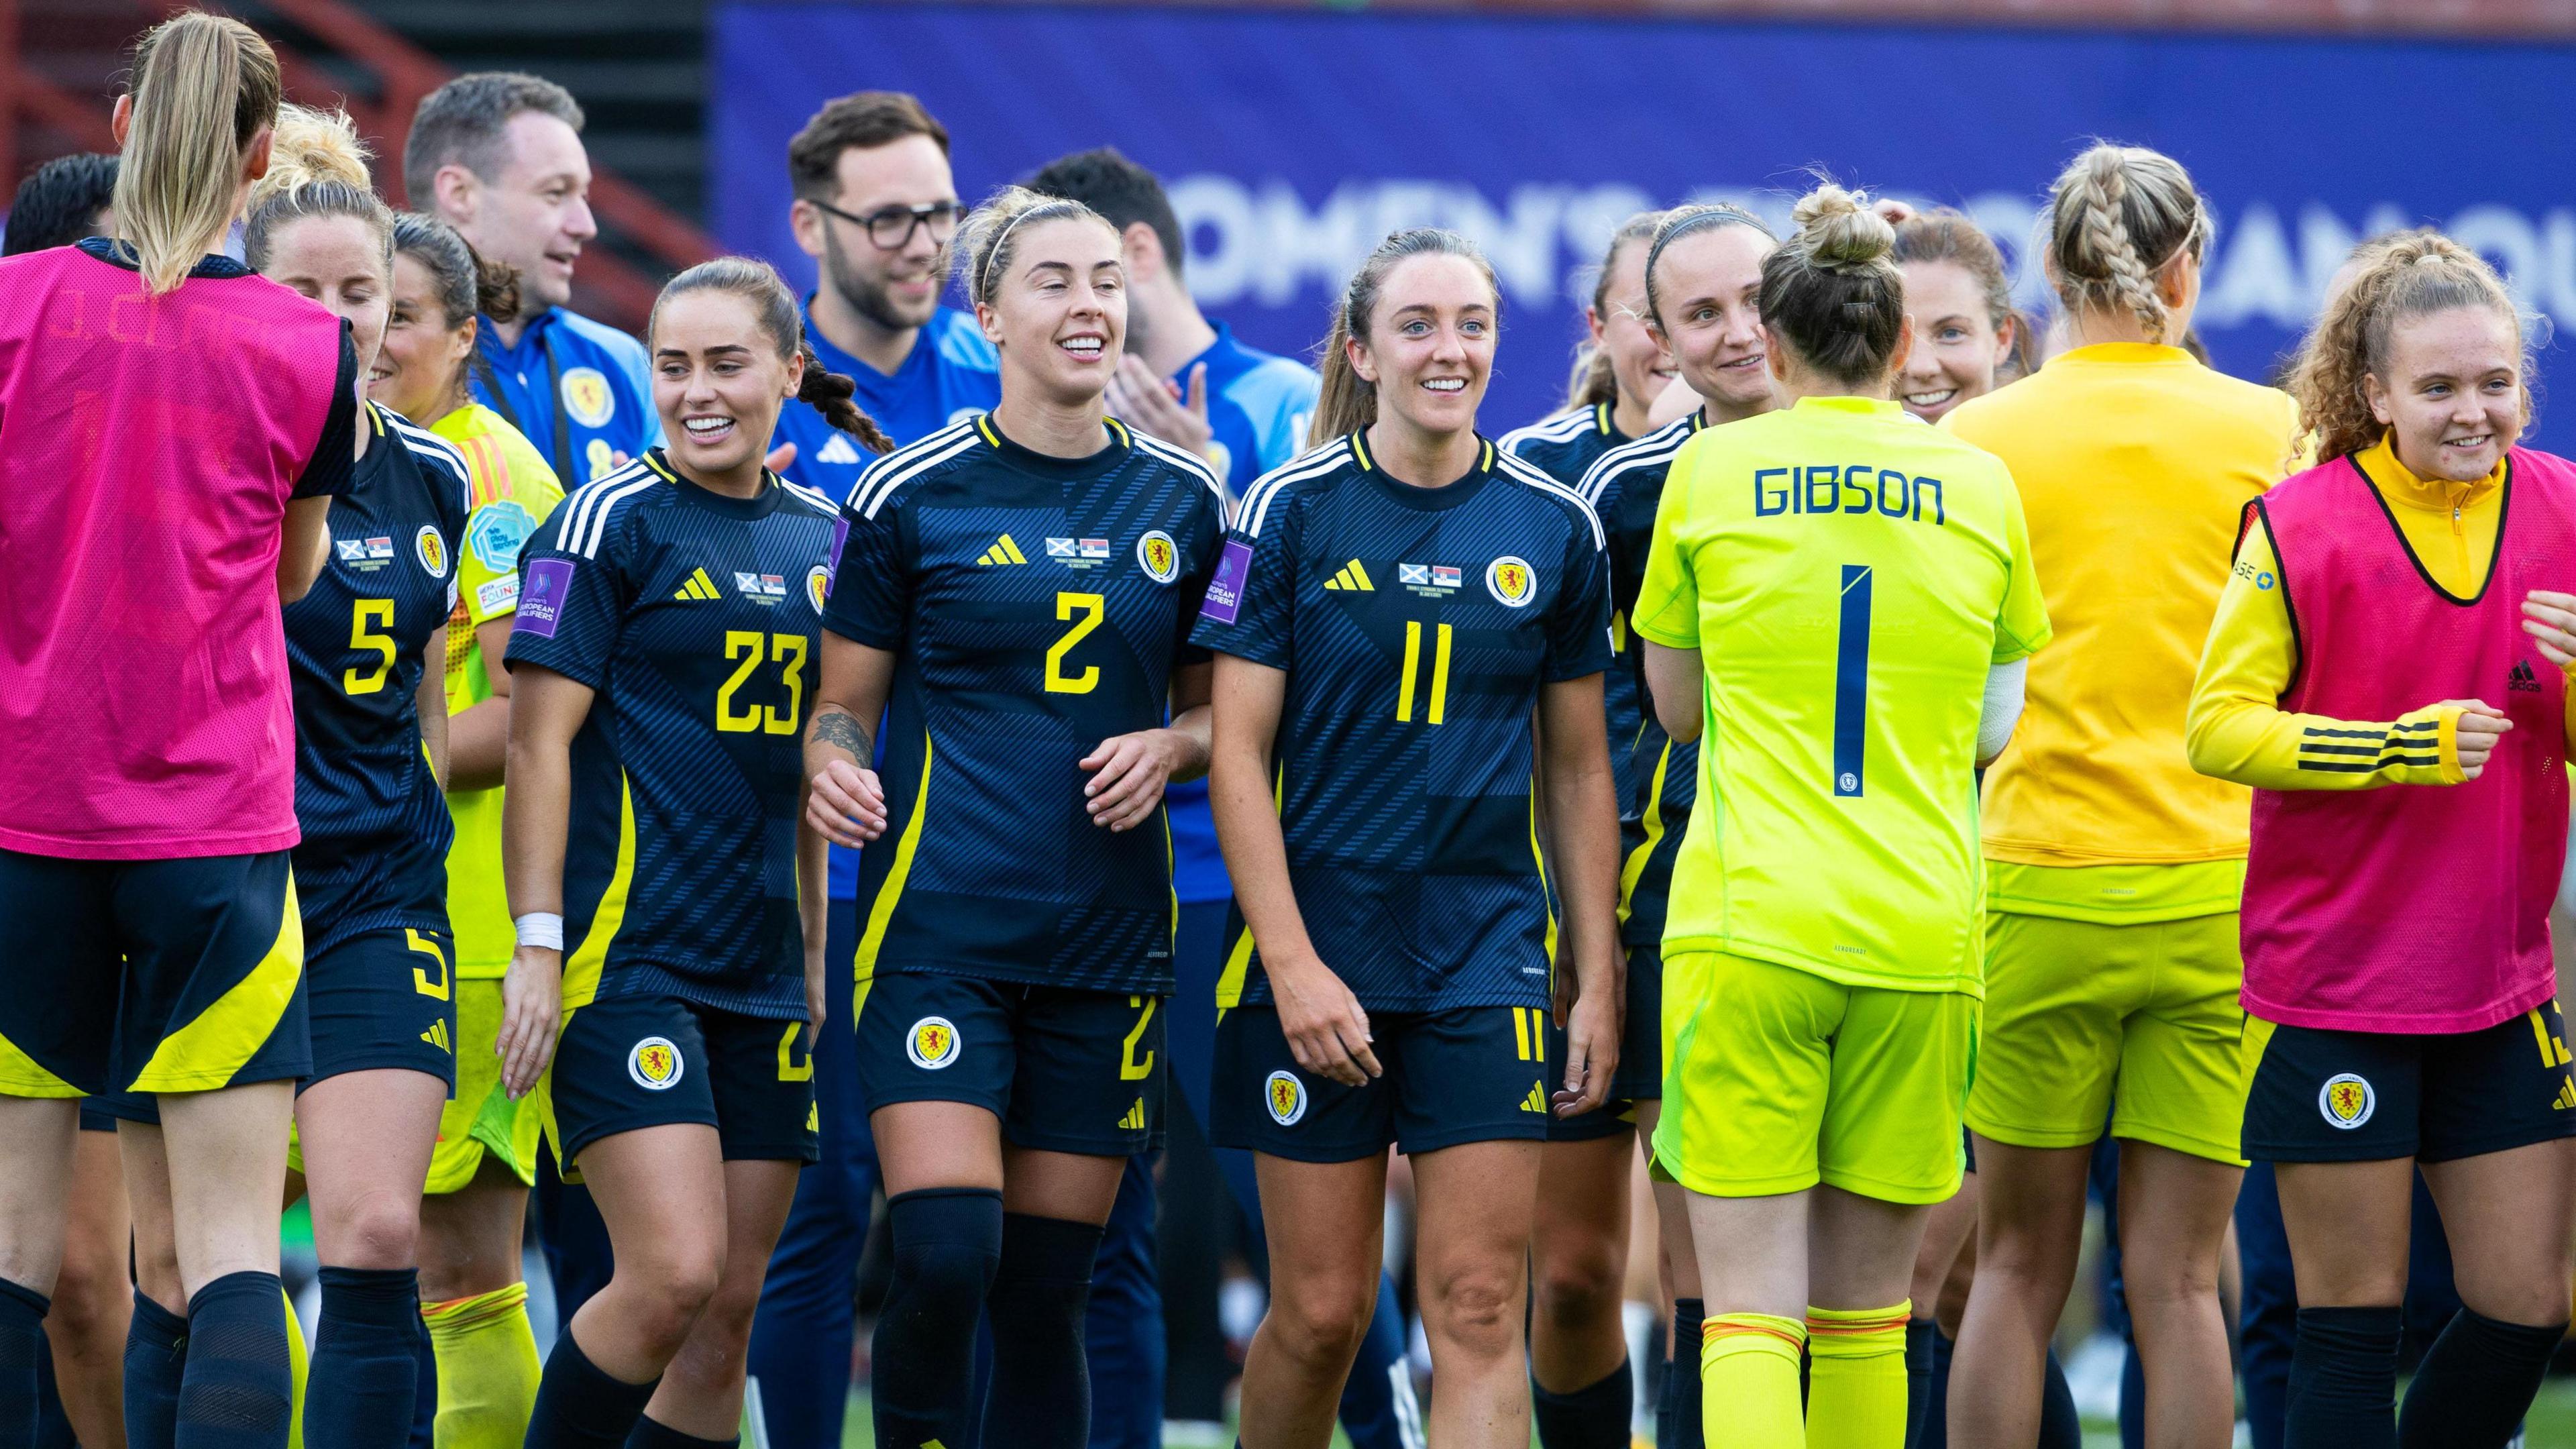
[514, 912, 565, 951]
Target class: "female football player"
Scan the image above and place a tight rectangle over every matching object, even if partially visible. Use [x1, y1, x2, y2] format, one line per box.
[1945, 144, 2298, 1449]
[802, 186, 1227, 1449]
[2189, 229, 2576, 1449]
[498, 258, 883, 1449]
[0, 19, 350, 1440]
[1198, 226, 1621, 1449]
[369, 209, 566, 1447]
[1572, 198, 1782, 1449]
[1640, 183, 2048, 1449]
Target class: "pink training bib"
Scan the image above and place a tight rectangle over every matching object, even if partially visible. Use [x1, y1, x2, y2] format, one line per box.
[2241, 448, 2576, 1034]
[0, 245, 345, 859]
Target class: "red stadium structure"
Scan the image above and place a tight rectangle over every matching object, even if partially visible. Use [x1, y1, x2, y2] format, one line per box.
[1, 0, 721, 329]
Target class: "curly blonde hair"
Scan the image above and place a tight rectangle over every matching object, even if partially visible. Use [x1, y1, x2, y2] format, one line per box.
[2045, 143, 2210, 345]
[2285, 229, 2528, 466]
[242, 104, 393, 272]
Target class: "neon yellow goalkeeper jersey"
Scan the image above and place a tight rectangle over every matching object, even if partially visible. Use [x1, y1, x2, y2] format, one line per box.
[1633, 396, 2049, 995]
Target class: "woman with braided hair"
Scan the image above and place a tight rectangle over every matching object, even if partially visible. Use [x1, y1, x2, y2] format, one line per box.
[1943, 143, 2299, 1449]
[496, 255, 886, 1449]
[2186, 230, 2576, 1449]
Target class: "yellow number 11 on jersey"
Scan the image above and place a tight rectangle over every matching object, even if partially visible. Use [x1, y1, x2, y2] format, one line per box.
[1396, 619, 1453, 724]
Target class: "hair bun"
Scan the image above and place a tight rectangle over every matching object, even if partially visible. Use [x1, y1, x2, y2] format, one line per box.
[1790, 182, 1894, 271]
[472, 251, 521, 321]
[251, 103, 372, 205]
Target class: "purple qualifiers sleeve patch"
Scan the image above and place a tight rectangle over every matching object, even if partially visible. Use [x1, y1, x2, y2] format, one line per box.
[1198, 537, 1255, 626]
[517, 557, 576, 638]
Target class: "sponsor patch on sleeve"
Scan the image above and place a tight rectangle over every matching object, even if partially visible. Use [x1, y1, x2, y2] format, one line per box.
[476, 574, 521, 616]
[1199, 538, 1256, 626]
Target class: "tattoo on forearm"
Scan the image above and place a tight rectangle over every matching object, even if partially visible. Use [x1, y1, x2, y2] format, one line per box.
[813, 708, 871, 757]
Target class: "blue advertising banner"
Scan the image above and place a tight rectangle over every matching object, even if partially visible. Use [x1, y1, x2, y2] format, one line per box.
[710, 3, 2576, 442]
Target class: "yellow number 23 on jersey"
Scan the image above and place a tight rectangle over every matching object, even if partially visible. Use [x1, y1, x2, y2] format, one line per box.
[716, 631, 809, 735]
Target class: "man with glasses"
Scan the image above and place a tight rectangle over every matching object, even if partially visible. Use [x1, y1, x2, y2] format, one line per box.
[750, 89, 999, 1449]
[764, 91, 1000, 500]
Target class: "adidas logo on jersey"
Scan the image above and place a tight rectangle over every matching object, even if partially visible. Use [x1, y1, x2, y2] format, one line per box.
[674, 566, 722, 601]
[814, 433, 861, 465]
[1324, 559, 1374, 591]
[977, 535, 1029, 566]
[1520, 1082, 1549, 1114]
[2510, 659, 2545, 693]
[420, 1020, 451, 1053]
[1118, 1097, 1147, 1131]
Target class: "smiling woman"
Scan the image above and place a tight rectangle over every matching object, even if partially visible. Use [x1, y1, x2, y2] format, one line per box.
[1193, 227, 1622, 1449]
[494, 256, 873, 1448]
[794, 182, 1230, 1449]
[2184, 231, 2576, 1449]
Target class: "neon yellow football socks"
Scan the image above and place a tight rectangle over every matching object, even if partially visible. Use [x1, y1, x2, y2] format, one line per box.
[1805, 1302, 1912, 1449]
[1702, 1312, 1805, 1449]
[421, 1281, 543, 1448]
[282, 1285, 308, 1449]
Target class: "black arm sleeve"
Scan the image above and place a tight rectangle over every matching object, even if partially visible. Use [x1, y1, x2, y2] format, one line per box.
[290, 323, 360, 501]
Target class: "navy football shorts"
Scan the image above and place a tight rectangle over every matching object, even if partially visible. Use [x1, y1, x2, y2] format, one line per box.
[853, 971, 1165, 1158]
[2243, 1002, 2576, 1164]
[0, 847, 307, 1099]
[1213, 1002, 1557, 1161]
[305, 926, 458, 1089]
[1547, 940, 1664, 1142]
[545, 991, 819, 1166]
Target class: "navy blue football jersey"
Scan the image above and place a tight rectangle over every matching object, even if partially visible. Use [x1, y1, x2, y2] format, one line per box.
[1505, 402, 1644, 807]
[508, 451, 840, 1019]
[1577, 414, 1704, 947]
[283, 402, 471, 951]
[1191, 431, 1614, 1013]
[1501, 402, 1633, 492]
[826, 414, 1228, 995]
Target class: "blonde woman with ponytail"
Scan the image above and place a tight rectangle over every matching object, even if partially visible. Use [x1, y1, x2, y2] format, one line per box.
[2186, 231, 2576, 1449]
[1638, 182, 2047, 1449]
[1943, 143, 2300, 1449]
[0, 16, 358, 1448]
[118, 101, 474, 1449]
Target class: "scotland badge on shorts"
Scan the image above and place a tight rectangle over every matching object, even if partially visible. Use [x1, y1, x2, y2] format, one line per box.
[628, 1036, 684, 1091]
[908, 1016, 961, 1071]
[1265, 1069, 1306, 1126]
[2318, 1072, 2374, 1129]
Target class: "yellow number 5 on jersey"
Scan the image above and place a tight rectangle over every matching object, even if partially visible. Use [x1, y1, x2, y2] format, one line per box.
[716, 631, 810, 735]
[344, 600, 397, 695]
[1047, 591, 1106, 695]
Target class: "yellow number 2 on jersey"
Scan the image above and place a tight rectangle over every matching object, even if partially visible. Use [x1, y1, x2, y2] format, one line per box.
[1047, 591, 1106, 695]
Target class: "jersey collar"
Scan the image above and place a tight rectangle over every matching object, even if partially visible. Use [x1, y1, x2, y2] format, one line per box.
[75, 235, 248, 279]
[1348, 429, 1496, 511]
[639, 447, 785, 517]
[971, 411, 1133, 480]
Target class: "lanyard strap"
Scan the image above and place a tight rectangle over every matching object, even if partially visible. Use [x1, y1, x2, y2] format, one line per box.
[473, 323, 577, 482]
